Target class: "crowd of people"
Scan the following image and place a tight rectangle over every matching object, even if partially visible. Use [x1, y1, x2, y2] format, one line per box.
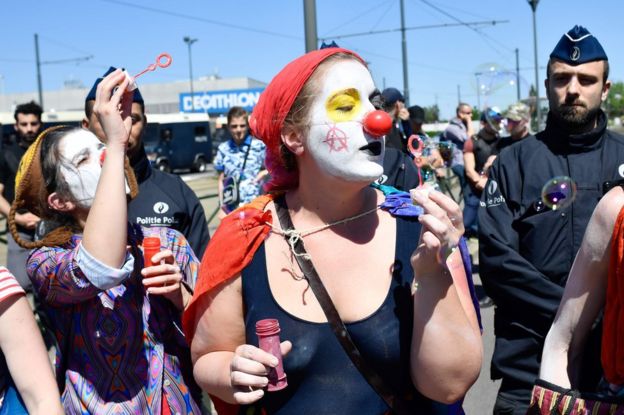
[0, 22, 621, 415]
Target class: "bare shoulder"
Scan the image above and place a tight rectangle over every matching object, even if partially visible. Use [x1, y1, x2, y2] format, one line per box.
[594, 185, 624, 232]
[190, 275, 244, 360]
[582, 186, 624, 260]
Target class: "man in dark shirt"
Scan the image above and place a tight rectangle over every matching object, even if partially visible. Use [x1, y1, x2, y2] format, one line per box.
[82, 67, 210, 258]
[479, 26, 624, 414]
[463, 107, 502, 237]
[497, 102, 531, 151]
[381, 87, 409, 153]
[0, 101, 43, 290]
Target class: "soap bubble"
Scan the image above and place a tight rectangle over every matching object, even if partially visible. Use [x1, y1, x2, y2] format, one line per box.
[541, 176, 577, 210]
[474, 63, 526, 99]
[533, 200, 545, 212]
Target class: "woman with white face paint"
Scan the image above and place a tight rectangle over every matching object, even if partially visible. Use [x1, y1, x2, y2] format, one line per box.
[8, 70, 203, 413]
[185, 48, 482, 414]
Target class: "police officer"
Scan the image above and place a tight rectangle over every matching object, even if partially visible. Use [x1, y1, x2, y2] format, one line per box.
[479, 26, 624, 414]
[83, 67, 210, 258]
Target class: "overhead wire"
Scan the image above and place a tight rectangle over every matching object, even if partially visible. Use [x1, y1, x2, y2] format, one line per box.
[415, 0, 514, 65]
[368, 1, 396, 33]
[321, 0, 395, 37]
[0, 58, 32, 63]
[319, 0, 471, 75]
[100, 0, 301, 41]
[38, 34, 93, 57]
[425, 0, 494, 21]
[336, 40, 467, 75]
[423, 0, 535, 67]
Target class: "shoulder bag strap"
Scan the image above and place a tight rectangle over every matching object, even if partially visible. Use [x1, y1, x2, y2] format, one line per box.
[273, 195, 411, 415]
[240, 138, 253, 174]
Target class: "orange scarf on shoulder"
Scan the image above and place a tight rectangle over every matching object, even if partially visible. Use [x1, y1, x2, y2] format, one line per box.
[183, 194, 275, 341]
[183, 195, 275, 415]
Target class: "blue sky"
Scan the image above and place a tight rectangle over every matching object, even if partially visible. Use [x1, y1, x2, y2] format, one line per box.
[1, 0, 622, 119]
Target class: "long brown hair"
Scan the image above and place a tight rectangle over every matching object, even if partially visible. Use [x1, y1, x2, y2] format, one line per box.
[9, 126, 138, 249]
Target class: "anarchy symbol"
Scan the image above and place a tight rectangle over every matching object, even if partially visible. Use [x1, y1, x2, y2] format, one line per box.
[323, 124, 349, 152]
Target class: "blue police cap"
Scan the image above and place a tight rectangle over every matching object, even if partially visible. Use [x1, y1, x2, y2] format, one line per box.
[85, 66, 144, 104]
[549, 25, 607, 65]
[320, 40, 339, 49]
[381, 87, 405, 106]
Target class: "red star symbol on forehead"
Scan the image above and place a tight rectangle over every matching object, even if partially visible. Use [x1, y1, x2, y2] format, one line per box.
[323, 124, 349, 152]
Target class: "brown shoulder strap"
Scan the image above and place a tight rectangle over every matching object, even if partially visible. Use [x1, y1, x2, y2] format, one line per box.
[274, 195, 411, 415]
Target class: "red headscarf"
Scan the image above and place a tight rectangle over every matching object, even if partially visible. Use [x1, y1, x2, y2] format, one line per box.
[249, 47, 365, 191]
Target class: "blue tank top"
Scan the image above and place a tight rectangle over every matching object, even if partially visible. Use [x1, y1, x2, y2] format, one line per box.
[241, 216, 453, 414]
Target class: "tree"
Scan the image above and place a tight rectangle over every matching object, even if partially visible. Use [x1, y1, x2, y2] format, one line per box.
[529, 84, 536, 97]
[527, 84, 540, 131]
[423, 104, 440, 123]
[471, 107, 480, 121]
[605, 81, 624, 119]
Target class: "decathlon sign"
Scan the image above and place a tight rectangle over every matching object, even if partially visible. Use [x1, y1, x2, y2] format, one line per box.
[180, 88, 264, 114]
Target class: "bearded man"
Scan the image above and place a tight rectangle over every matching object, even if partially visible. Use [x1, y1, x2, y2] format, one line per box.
[0, 101, 43, 290]
[478, 25, 624, 414]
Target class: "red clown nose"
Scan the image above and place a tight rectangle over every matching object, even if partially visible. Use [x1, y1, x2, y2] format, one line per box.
[100, 149, 106, 166]
[363, 110, 392, 138]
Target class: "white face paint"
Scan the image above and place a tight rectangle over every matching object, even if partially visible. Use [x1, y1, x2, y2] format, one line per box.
[58, 130, 106, 208]
[306, 59, 384, 182]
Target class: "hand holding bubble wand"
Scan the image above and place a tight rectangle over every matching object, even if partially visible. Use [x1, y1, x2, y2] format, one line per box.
[123, 53, 173, 91]
[407, 135, 425, 187]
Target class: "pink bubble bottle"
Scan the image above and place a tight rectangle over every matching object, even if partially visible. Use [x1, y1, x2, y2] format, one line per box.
[255, 319, 288, 391]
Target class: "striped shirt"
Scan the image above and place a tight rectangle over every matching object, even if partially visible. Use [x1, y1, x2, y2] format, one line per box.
[0, 267, 25, 303]
[0, 267, 25, 406]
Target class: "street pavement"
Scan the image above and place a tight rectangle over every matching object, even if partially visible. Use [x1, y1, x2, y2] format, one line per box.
[463, 239, 500, 415]
[0, 170, 500, 414]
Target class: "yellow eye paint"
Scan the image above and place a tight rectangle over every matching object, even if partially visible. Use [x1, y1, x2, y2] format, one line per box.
[325, 88, 361, 123]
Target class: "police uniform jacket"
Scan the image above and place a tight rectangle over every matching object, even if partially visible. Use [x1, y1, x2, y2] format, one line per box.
[129, 146, 210, 258]
[380, 147, 422, 191]
[478, 110, 624, 392]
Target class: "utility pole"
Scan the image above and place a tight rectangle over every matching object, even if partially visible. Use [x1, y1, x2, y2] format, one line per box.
[316, 0, 508, 109]
[321, 18, 508, 109]
[0, 74, 4, 112]
[528, 0, 541, 129]
[515, 48, 521, 101]
[35, 34, 43, 109]
[400, 0, 409, 105]
[303, 0, 318, 52]
[457, 84, 461, 104]
[183, 36, 198, 111]
[34, 33, 92, 112]
[475, 72, 482, 110]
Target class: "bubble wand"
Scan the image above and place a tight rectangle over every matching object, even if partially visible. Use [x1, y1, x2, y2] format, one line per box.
[407, 135, 424, 187]
[124, 53, 173, 90]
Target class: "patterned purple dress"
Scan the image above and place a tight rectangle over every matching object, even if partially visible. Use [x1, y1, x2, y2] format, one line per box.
[27, 225, 202, 414]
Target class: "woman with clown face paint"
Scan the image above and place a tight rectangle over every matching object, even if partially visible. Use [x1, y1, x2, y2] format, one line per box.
[8, 70, 203, 413]
[184, 48, 482, 414]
